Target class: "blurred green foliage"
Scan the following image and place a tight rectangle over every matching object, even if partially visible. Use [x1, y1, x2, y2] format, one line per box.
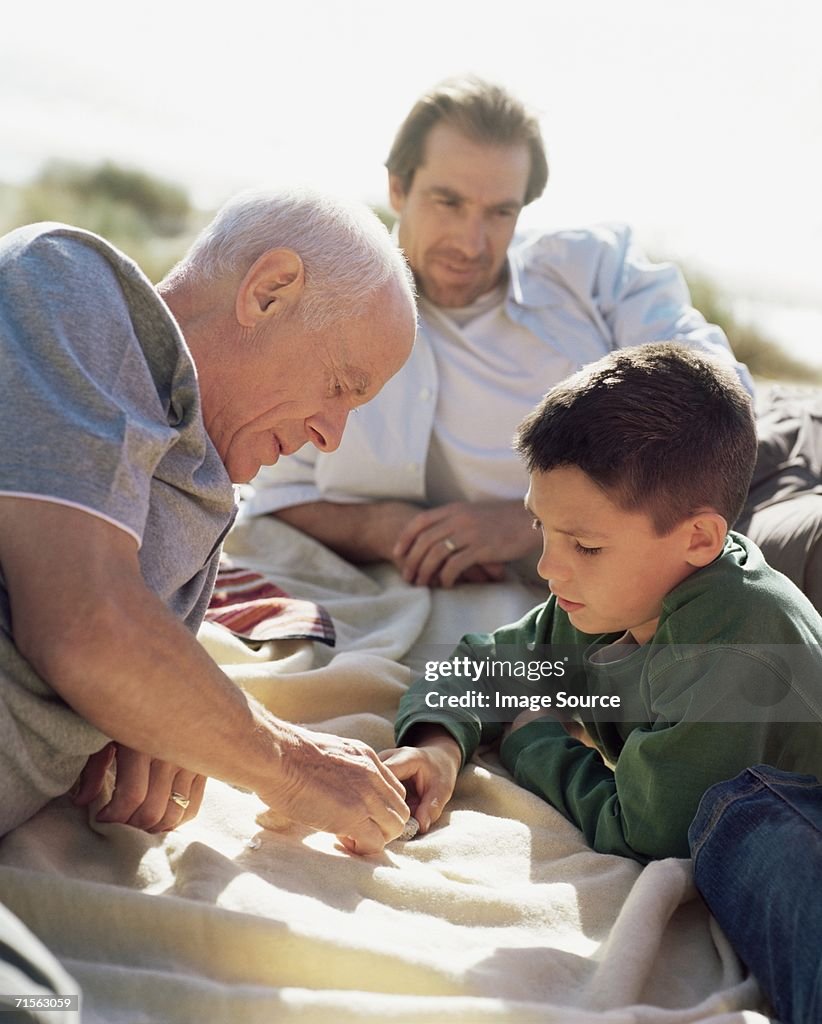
[685, 269, 821, 385]
[0, 161, 818, 382]
[0, 160, 203, 282]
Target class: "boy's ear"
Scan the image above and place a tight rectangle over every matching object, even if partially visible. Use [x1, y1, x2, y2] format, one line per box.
[235, 248, 305, 327]
[684, 512, 727, 567]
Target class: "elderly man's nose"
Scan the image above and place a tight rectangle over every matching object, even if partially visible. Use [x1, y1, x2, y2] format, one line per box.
[306, 406, 350, 453]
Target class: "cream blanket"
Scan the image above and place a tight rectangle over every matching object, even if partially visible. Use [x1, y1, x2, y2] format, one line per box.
[0, 516, 771, 1022]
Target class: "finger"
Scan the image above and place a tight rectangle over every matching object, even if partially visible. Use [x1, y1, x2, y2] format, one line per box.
[405, 529, 459, 586]
[144, 768, 200, 833]
[438, 548, 482, 589]
[398, 524, 445, 583]
[393, 506, 449, 560]
[179, 773, 206, 825]
[125, 759, 180, 831]
[96, 748, 153, 823]
[339, 816, 395, 856]
[414, 779, 453, 832]
[368, 749, 409, 803]
[374, 751, 428, 817]
[376, 746, 426, 780]
[72, 742, 116, 806]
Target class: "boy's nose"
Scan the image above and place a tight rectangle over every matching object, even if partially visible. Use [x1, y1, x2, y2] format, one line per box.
[537, 544, 571, 583]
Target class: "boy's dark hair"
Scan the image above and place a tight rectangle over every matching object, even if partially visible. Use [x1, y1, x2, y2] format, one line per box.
[385, 76, 548, 206]
[515, 343, 757, 535]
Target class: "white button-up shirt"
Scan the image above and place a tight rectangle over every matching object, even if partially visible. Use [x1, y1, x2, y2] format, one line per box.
[246, 223, 753, 516]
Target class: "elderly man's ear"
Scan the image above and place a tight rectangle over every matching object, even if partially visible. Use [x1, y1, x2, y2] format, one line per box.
[235, 248, 305, 327]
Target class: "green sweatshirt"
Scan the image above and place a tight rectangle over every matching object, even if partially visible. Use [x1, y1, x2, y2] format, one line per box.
[395, 533, 822, 862]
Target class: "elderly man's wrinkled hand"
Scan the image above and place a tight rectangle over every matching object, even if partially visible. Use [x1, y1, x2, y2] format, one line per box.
[393, 500, 538, 587]
[72, 742, 206, 832]
[265, 727, 410, 855]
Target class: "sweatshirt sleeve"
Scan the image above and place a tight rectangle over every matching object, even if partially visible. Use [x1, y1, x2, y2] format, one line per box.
[394, 602, 558, 765]
[499, 643, 821, 863]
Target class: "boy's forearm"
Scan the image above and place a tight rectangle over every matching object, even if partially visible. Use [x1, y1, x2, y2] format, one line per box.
[498, 718, 649, 859]
[394, 661, 506, 766]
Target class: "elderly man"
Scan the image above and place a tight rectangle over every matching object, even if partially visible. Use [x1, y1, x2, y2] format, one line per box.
[248, 77, 821, 608]
[0, 188, 417, 852]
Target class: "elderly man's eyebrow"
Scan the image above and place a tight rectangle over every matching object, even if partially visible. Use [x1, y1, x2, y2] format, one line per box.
[335, 367, 371, 397]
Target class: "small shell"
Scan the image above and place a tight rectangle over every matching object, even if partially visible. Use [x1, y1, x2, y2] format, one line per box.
[398, 816, 420, 841]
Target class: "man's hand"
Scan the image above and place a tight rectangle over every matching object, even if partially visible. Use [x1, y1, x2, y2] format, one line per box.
[393, 500, 540, 587]
[72, 742, 206, 832]
[0, 497, 403, 854]
[258, 725, 410, 855]
[378, 726, 462, 833]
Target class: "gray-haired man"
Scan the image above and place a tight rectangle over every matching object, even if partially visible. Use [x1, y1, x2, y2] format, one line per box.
[0, 188, 417, 850]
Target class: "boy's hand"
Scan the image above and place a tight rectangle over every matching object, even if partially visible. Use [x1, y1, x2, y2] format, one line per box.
[379, 727, 462, 833]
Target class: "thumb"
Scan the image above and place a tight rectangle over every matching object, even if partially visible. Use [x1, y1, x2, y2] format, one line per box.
[414, 778, 452, 833]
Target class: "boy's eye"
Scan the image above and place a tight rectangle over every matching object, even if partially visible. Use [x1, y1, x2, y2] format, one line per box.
[575, 542, 602, 557]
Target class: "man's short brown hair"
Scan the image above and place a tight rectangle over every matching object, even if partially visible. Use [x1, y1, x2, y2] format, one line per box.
[386, 76, 548, 205]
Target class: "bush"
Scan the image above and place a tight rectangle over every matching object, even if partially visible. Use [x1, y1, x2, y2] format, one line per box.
[3, 160, 202, 281]
[684, 269, 822, 384]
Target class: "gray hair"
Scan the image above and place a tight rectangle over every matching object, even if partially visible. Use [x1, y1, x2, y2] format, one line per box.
[166, 187, 415, 331]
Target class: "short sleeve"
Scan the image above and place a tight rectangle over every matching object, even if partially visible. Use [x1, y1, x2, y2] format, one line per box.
[0, 230, 178, 546]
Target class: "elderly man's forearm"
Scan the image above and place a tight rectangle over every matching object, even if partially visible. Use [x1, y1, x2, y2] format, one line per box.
[18, 581, 292, 796]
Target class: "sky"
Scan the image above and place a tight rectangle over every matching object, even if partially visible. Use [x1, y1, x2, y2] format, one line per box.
[2, 1, 821, 345]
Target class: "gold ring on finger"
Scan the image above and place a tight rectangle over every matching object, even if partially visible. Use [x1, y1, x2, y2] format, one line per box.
[169, 791, 190, 810]
[443, 537, 457, 553]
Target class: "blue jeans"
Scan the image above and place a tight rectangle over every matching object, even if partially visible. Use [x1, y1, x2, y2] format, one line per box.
[689, 765, 822, 1024]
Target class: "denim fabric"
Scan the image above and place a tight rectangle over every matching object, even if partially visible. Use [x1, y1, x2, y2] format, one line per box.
[689, 765, 822, 1024]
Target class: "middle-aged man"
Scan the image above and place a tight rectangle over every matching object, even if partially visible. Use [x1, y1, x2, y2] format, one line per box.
[0, 188, 417, 851]
[248, 76, 821, 610]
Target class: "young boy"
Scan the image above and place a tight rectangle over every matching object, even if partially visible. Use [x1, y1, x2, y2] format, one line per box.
[382, 343, 822, 862]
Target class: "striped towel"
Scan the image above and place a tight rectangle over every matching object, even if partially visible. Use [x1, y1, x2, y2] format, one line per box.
[205, 562, 335, 646]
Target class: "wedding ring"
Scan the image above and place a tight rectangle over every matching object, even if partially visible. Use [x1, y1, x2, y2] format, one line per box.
[169, 791, 190, 810]
[443, 537, 457, 553]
